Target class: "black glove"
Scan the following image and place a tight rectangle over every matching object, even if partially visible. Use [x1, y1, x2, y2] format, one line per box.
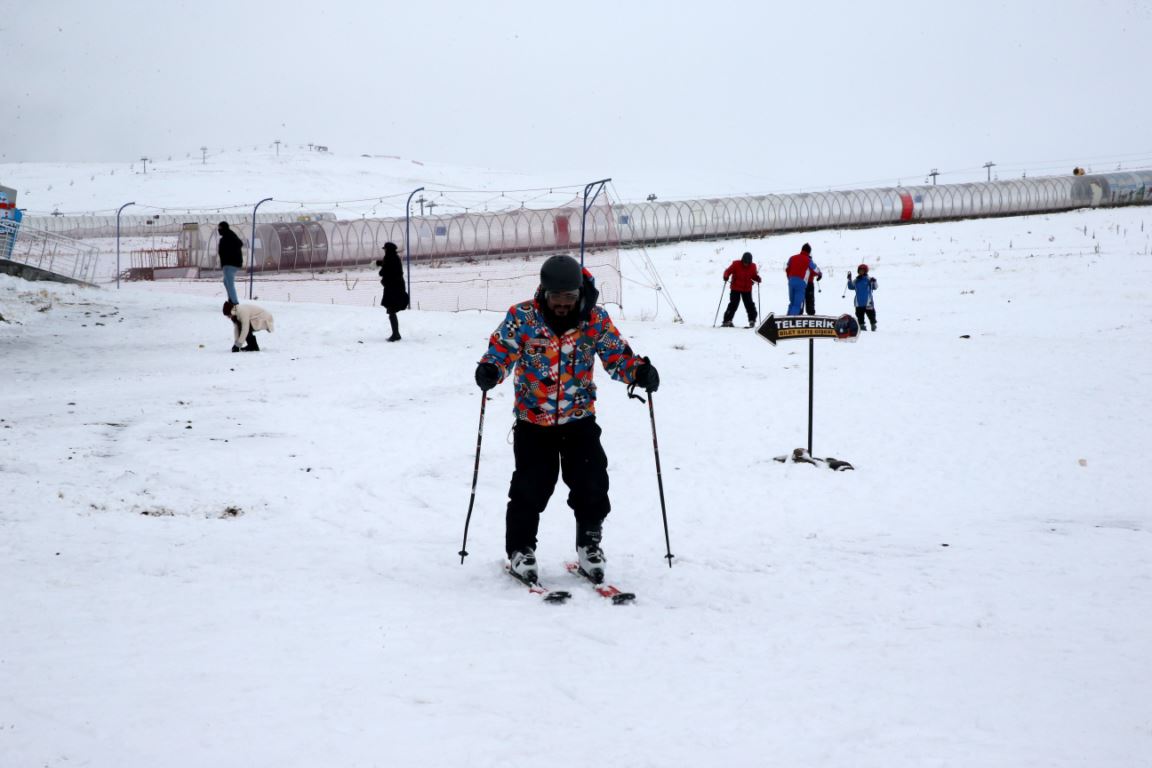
[634, 359, 660, 393]
[816, 273, 822, 281]
[474, 362, 500, 391]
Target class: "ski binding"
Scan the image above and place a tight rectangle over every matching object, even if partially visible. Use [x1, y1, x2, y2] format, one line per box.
[564, 561, 636, 604]
[505, 565, 571, 603]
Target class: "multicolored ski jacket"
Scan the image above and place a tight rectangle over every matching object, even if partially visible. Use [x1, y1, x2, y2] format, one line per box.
[479, 299, 645, 426]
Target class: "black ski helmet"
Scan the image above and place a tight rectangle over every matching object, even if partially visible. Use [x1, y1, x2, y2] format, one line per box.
[539, 255, 583, 293]
[741, 252, 753, 264]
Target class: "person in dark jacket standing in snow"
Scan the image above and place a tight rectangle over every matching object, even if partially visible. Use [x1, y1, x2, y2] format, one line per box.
[804, 257, 823, 315]
[720, 251, 762, 327]
[784, 243, 821, 315]
[376, 241, 408, 342]
[474, 255, 660, 585]
[847, 263, 878, 331]
[217, 221, 243, 305]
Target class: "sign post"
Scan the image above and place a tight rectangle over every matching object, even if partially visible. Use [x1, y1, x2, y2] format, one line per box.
[756, 312, 859, 470]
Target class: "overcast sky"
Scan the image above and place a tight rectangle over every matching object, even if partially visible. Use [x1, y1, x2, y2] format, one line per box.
[3, 0, 1150, 195]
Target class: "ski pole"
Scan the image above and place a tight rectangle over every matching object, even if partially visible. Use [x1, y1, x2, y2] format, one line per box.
[842, 270, 850, 299]
[627, 384, 674, 566]
[458, 391, 488, 564]
[755, 282, 761, 326]
[646, 393, 675, 567]
[712, 279, 728, 327]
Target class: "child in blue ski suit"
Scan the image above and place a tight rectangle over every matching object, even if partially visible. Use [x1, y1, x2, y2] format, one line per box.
[847, 264, 877, 331]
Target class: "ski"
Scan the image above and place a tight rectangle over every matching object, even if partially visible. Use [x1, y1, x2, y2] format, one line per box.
[505, 565, 571, 603]
[563, 561, 636, 604]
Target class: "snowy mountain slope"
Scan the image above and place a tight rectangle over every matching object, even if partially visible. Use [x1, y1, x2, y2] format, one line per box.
[2, 192, 1151, 766]
[0, 149, 586, 218]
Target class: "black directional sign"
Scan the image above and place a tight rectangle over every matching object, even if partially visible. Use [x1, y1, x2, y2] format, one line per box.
[754, 313, 859, 462]
[756, 313, 860, 346]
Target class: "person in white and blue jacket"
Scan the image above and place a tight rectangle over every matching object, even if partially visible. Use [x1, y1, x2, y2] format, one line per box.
[847, 264, 877, 331]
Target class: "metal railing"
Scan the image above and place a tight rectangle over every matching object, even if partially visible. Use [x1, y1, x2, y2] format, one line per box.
[1, 219, 102, 284]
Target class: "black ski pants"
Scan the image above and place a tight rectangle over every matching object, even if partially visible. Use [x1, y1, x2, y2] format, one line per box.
[723, 290, 756, 324]
[231, 321, 259, 351]
[855, 306, 877, 330]
[505, 416, 610, 556]
[805, 282, 816, 315]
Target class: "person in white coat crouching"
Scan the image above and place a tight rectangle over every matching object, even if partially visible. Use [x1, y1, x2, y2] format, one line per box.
[222, 300, 274, 352]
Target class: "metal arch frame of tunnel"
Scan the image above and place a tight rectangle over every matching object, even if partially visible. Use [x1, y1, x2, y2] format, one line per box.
[176, 168, 1152, 278]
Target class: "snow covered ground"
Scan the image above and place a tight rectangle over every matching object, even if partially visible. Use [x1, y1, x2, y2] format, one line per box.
[2, 175, 1151, 765]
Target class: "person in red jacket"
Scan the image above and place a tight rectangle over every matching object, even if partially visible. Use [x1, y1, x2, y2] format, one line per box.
[785, 243, 822, 315]
[721, 252, 762, 327]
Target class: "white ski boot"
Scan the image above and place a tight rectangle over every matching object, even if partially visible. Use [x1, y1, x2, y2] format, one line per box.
[576, 544, 606, 583]
[508, 548, 539, 583]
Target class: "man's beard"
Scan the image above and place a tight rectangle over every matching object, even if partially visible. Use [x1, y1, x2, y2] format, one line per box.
[541, 301, 579, 334]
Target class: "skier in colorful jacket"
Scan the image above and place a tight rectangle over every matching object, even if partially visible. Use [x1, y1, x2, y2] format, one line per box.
[720, 252, 762, 327]
[847, 263, 877, 331]
[475, 255, 659, 582]
[785, 243, 821, 315]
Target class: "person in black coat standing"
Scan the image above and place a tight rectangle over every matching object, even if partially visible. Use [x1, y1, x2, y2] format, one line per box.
[377, 242, 408, 341]
[217, 221, 244, 304]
